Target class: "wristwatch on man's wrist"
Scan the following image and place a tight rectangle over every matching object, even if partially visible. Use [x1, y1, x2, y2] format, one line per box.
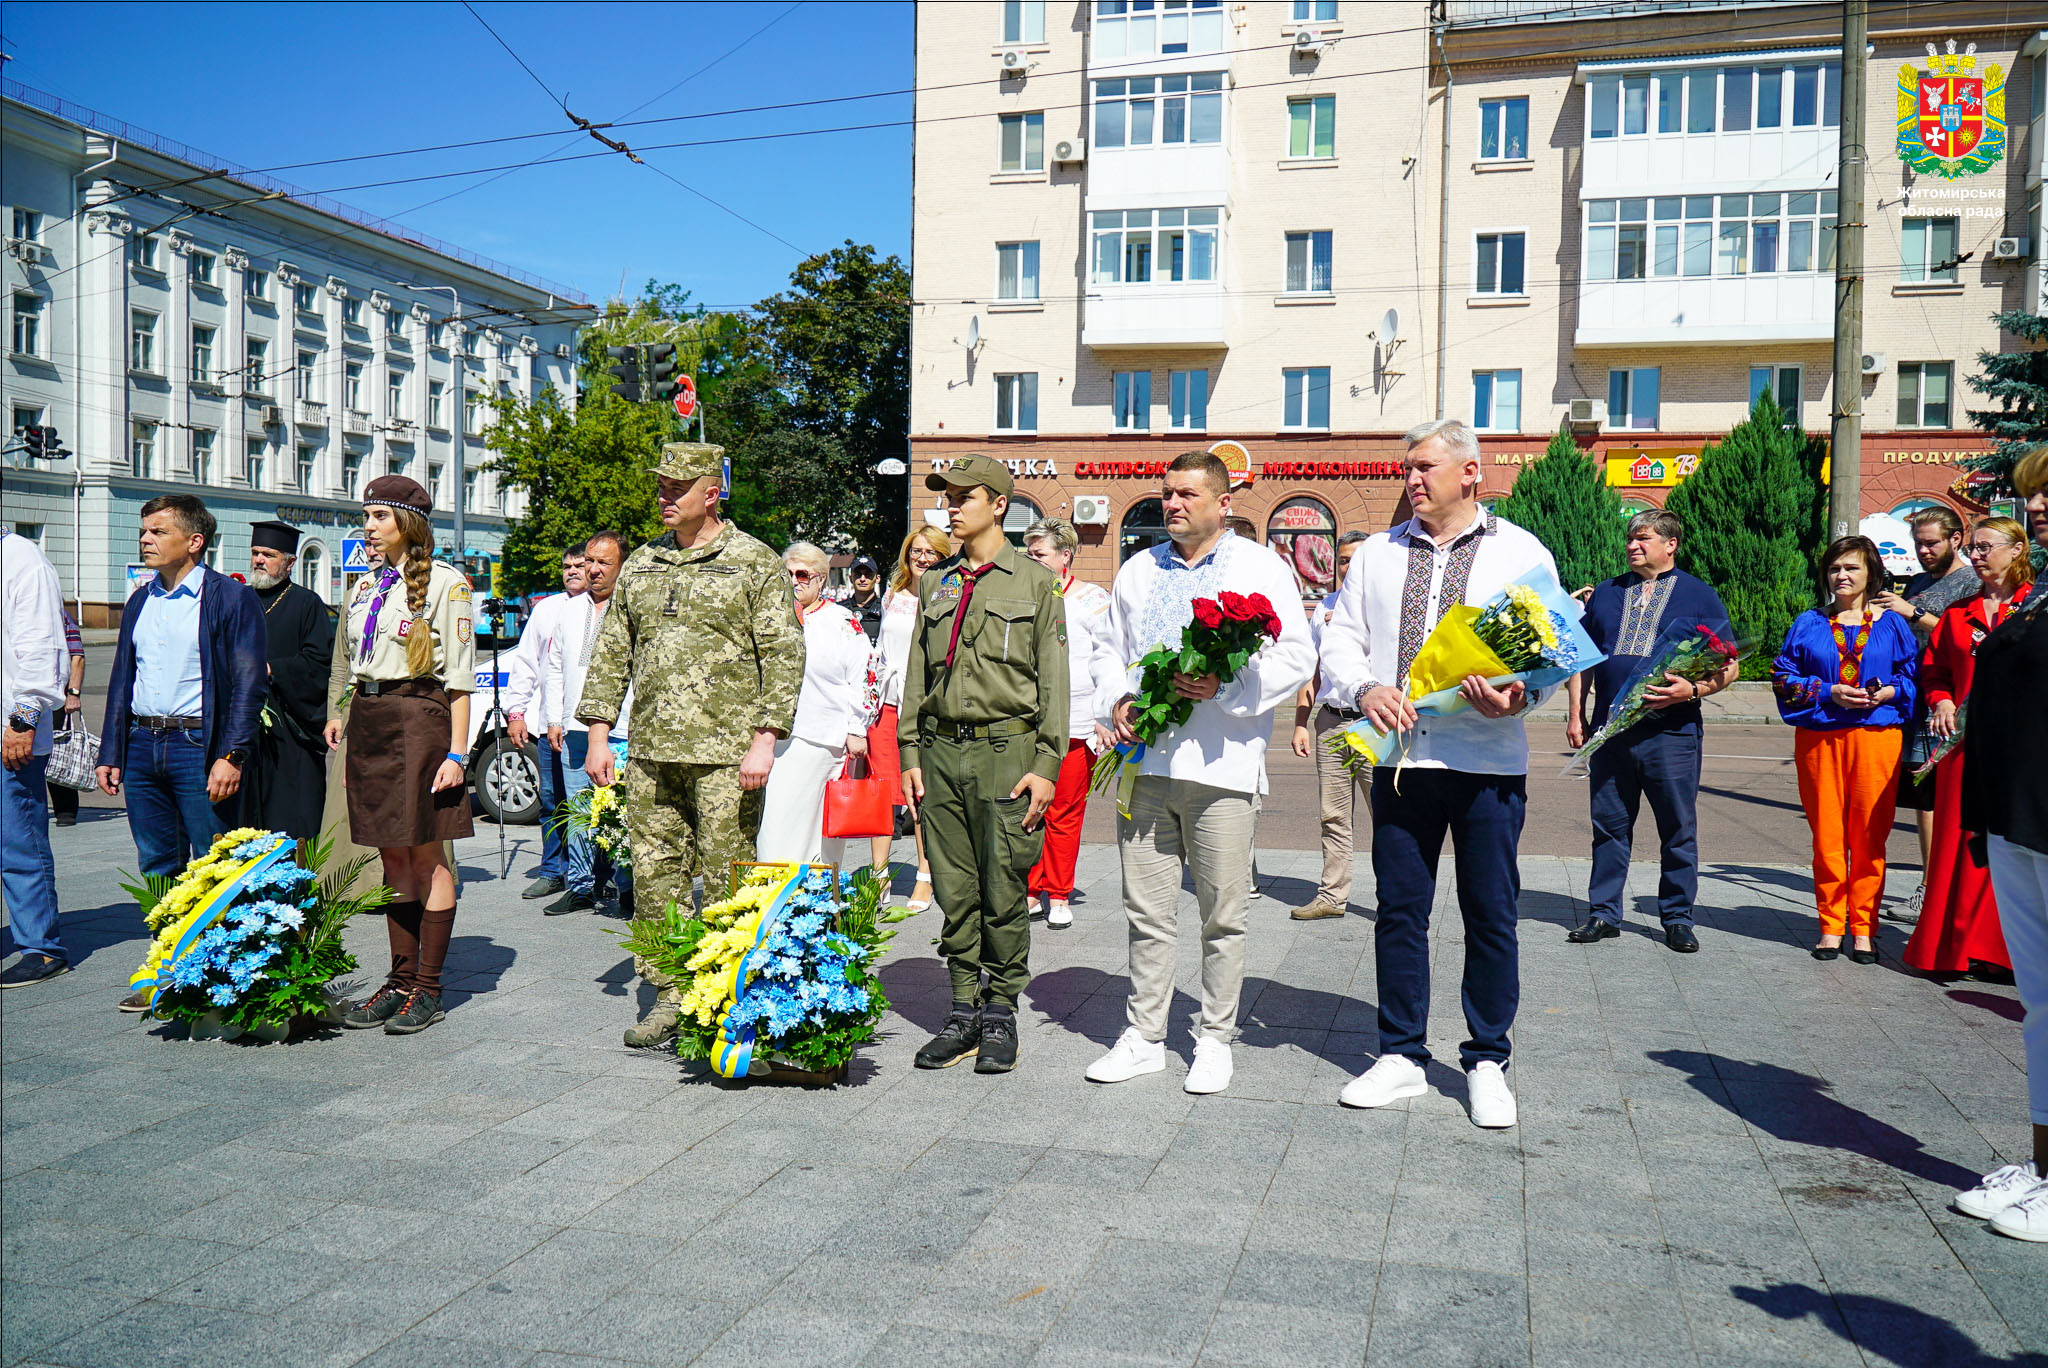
[223, 748, 249, 767]
[64, 687, 81, 698]
[8, 716, 34, 734]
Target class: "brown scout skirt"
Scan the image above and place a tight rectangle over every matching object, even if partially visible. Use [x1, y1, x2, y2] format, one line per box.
[345, 682, 475, 848]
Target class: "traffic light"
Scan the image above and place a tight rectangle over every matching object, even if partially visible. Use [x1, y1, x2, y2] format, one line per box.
[15, 425, 60, 461]
[605, 345, 642, 402]
[645, 343, 679, 402]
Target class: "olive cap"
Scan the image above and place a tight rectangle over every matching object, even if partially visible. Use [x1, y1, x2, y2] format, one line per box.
[924, 452, 1013, 498]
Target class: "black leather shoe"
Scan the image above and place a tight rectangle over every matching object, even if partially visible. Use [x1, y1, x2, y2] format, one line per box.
[545, 891, 596, 917]
[1811, 945, 1841, 961]
[1664, 925, 1699, 954]
[1849, 947, 1879, 965]
[914, 1010, 980, 1069]
[975, 1011, 1018, 1074]
[1567, 918, 1620, 944]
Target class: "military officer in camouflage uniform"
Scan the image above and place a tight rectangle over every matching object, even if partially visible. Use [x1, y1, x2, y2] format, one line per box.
[900, 454, 1069, 1074]
[581, 442, 805, 1048]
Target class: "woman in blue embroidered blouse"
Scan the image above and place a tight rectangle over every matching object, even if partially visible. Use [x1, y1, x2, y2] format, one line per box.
[1773, 536, 1919, 965]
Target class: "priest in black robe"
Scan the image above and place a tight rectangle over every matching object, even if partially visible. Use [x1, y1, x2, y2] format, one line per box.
[244, 521, 334, 839]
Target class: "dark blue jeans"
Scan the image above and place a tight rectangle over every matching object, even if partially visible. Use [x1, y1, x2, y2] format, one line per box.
[2, 754, 61, 961]
[1370, 768, 1526, 1069]
[123, 724, 237, 877]
[1587, 725, 1702, 928]
[560, 731, 630, 898]
[536, 738, 566, 879]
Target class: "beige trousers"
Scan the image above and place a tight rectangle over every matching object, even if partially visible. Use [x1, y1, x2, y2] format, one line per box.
[1117, 774, 1258, 1043]
[1313, 705, 1372, 907]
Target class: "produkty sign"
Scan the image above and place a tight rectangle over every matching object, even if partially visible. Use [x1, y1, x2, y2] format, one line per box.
[1897, 40, 2006, 179]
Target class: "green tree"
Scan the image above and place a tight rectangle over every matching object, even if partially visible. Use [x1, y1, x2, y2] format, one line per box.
[1665, 392, 1828, 677]
[1490, 422, 1626, 595]
[1963, 307, 2048, 497]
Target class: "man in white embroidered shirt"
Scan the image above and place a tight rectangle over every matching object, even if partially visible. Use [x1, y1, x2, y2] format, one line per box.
[503, 543, 586, 901]
[1085, 451, 1316, 1096]
[1319, 418, 1565, 1129]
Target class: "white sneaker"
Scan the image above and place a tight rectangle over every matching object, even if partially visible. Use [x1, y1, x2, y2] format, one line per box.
[1990, 1179, 2048, 1242]
[1185, 1036, 1233, 1095]
[1339, 1053, 1428, 1109]
[1956, 1162, 2044, 1220]
[1085, 1027, 1167, 1083]
[1465, 1061, 1517, 1129]
[1046, 899, 1073, 930]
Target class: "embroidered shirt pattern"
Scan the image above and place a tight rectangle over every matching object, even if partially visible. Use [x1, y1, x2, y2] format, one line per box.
[1614, 574, 1677, 659]
[1393, 515, 1493, 688]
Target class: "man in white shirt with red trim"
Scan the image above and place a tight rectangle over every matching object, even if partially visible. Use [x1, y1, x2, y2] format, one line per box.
[504, 544, 585, 901]
[1085, 450, 1316, 1096]
[1318, 418, 1565, 1129]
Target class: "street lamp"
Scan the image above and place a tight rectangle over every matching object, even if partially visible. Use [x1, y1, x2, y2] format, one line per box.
[395, 281, 464, 557]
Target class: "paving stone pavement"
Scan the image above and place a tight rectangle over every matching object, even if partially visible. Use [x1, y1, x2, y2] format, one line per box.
[3, 813, 2043, 1368]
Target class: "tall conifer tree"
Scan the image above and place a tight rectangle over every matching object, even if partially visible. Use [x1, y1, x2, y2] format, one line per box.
[1491, 422, 1626, 594]
[1962, 308, 2048, 496]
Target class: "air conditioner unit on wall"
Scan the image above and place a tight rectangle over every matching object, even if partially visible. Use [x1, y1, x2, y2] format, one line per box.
[1567, 398, 1606, 426]
[261, 405, 284, 427]
[1072, 494, 1111, 526]
[1991, 237, 2029, 260]
[1052, 137, 1087, 164]
[1861, 352, 1887, 375]
[1000, 49, 1028, 74]
[1293, 27, 1327, 55]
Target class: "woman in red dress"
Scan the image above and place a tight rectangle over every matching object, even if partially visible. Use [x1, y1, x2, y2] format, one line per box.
[1904, 516, 2035, 976]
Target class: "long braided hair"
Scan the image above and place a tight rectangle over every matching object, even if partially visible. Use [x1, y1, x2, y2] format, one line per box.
[391, 506, 438, 678]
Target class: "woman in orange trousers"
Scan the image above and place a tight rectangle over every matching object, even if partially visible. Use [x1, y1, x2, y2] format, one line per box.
[1772, 536, 1920, 963]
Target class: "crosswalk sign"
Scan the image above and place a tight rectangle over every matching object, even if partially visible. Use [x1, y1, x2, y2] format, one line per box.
[341, 537, 370, 572]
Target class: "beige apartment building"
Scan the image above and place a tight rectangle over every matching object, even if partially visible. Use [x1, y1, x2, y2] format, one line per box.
[909, 0, 2045, 592]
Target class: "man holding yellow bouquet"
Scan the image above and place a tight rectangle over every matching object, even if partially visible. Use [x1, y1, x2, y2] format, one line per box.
[1318, 418, 1567, 1129]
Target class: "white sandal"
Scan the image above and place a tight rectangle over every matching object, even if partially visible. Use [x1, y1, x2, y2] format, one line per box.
[907, 871, 933, 912]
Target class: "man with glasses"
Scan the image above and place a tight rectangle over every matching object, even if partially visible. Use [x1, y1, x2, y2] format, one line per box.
[1290, 531, 1375, 921]
[843, 555, 885, 643]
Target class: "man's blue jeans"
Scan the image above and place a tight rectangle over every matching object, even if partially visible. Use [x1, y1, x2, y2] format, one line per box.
[1586, 724, 1702, 928]
[123, 724, 236, 878]
[2, 754, 62, 962]
[536, 739, 566, 879]
[560, 730, 631, 898]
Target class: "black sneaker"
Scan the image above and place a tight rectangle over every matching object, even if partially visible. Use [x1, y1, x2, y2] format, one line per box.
[342, 984, 407, 1029]
[522, 875, 565, 900]
[975, 1010, 1018, 1074]
[545, 891, 597, 917]
[54, 812, 76, 827]
[914, 1010, 981, 1070]
[384, 990, 445, 1035]
[0, 954, 69, 989]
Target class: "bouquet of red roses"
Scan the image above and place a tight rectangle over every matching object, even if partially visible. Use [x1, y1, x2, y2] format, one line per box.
[1091, 591, 1285, 809]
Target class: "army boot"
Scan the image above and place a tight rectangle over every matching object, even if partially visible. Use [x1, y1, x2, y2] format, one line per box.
[624, 989, 682, 1049]
[914, 1003, 981, 1069]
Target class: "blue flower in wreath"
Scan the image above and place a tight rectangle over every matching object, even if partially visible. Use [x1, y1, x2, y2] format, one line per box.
[788, 911, 828, 940]
[207, 981, 238, 1006]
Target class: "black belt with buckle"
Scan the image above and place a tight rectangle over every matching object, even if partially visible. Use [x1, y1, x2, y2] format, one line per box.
[356, 677, 439, 697]
[134, 714, 203, 731]
[1323, 705, 1363, 721]
[925, 718, 1035, 744]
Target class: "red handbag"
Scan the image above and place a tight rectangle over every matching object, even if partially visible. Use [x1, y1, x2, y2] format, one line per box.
[823, 754, 897, 839]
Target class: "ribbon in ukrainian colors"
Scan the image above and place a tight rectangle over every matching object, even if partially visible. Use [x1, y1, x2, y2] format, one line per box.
[708, 864, 811, 1079]
[128, 839, 296, 1006]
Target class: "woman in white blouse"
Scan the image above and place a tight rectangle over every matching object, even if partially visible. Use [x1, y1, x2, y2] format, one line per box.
[874, 526, 951, 910]
[758, 542, 881, 869]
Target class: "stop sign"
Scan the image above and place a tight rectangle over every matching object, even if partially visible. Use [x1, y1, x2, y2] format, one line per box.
[673, 375, 698, 420]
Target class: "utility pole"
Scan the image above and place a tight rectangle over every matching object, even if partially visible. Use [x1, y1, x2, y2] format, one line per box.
[1828, 0, 1868, 540]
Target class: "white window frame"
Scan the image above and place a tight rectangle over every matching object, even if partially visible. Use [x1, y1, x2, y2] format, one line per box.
[428, 463, 445, 504]
[1284, 230, 1333, 295]
[343, 297, 364, 327]
[1607, 367, 1661, 430]
[191, 324, 215, 383]
[10, 208, 42, 242]
[131, 420, 158, 478]
[464, 388, 484, 436]
[11, 292, 42, 357]
[1896, 361, 1954, 428]
[1292, 0, 1338, 20]
[1002, 0, 1044, 44]
[344, 359, 365, 412]
[1472, 369, 1522, 432]
[1748, 364, 1804, 424]
[428, 379, 447, 429]
[245, 268, 270, 302]
[1901, 217, 1960, 285]
[1093, 0, 1225, 62]
[998, 112, 1045, 172]
[296, 348, 320, 401]
[387, 370, 407, 417]
[1474, 229, 1527, 296]
[1169, 368, 1209, 430]
[246, 437, 268, 489]
[129, 310, 158, 373]
[994, 372, 1039, 432]
[192, 428, 216, 484]
[1287, 95, 1336, 160]
[293, 281, 319, 314]
[1092, 72, 1225, 149]
[188, 251, 216, 288]
[463, 468, 481, 513]
[1282, 367, 1331, 431]
[1478, 97, 1530, 161]
[1091, 207, 1221, 287]
[296, 444, 318, 492]
[343, 449, 365, 499]
[245, 338, 269, 394]
[996, 241, 1041, 301]
[1112, 370, 1153, 430]
[130, 234, 160, 273]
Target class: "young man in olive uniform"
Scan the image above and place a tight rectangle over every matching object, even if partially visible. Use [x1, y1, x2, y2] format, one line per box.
[580, 442, 805, 1048]
[900, 454, 1069, 1073]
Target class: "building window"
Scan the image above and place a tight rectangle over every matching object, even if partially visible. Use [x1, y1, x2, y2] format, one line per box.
[343, 450, 365, 499]
[464, 388, 484, 435]
[387, 309, 404, 339]
[1284, 231, 1333, 294]
[387, 371, 406, 417]
[996, 241, 1041, 301]
[428, 379, 446, 428]
[1169, 369, 1209, 429]
[1587, 200, 1647, 281]
[191, 325, 215, 383]
[11, 293, 42, 356]
[1473, 369, 1521, 431]
[245, 338, 269, 393]
[1002, 1, 1044, 44]
[343, 297, 364, 327]
[12, 404, 42, 438]
[1091, 207, 1219, 285]
[1478, 97, 1529, 160]
[296, 349, 319, 400]
[428, 463, 445, 504]
[995, 373, 1039, 431]
[1093, 73, 1224, 148]
[1113, 371, 1152, 430]
[1589, 193, 1833, 279]
[247, 438, 267, 489]
[1475, 231, 1526, 294]
[1267, 496, 1338, 599]
[1749, 364, 1803, 423]
[1287, 95, 1336, 158]
[293, 281, 318, 314]
[463, 469, 480, 513]
[427, 319, 446, 348]
[1897, 362, 1953, 428]
[1901, 217, 1960, 284]
[1607, 367, 1661, 430]
[131, 421, 158, 478]
[1093, 0, 1224, 62]
[344, 360, 364, 412]
[130, 311, 158, 373]
[999, 112, 1045, 171]
[130, 235, 160, 272]
[1283, 367, 1331, 430]
[296, 445, 317, 492]
[1001, 495, 1045, 547]
[10, 208, 42, 241]
[1594, 62, 1839, 138]
[246, 268, 270, 301]
[192, 429, 215, 484]
[1119, 496, 1170, 563]
[1292, 0, 1337, 19]
[189, 251, 215, 287]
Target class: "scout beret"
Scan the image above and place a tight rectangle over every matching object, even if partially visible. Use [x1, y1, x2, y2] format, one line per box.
[650, 442, 725, 484]
[925, 452, 1014, 499]
[362, 474, 432, 515]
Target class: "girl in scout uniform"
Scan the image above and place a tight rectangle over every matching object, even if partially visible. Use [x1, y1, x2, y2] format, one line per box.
[324, 474, 476, 1035]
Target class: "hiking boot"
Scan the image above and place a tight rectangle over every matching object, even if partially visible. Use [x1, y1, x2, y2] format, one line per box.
[343, 984, 408, 1029]
[545, 890, 597, 917]
[383, 990, 445, 1035]
[975, 1009, 1018, 1074]
[624, 995, 680, 1049]
[915, 1007, 981, 1070]
[522, 875, 564, 900]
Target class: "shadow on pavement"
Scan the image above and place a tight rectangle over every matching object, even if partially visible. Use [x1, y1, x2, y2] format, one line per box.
[881, 955, 967, 1036]
[441, 934, 516, 1007]
[1948, 989, 2026, 1023]
[1649, 1050, 1980, 1191]
[9, 901, 149, 967]
[1732, 1283, 2048, 1368]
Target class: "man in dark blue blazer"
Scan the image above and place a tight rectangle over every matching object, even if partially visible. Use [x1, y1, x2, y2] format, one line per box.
[95, 495, 266, 884]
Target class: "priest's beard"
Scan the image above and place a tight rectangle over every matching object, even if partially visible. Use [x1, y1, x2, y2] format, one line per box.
[248, 569, 286, 591]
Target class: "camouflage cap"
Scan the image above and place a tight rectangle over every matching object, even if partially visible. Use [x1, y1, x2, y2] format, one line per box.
[925, 452, 1014, 499]
[650, 442, 725, 484]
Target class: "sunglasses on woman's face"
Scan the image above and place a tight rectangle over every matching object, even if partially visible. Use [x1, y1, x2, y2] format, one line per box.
[790, 569, 817, 582]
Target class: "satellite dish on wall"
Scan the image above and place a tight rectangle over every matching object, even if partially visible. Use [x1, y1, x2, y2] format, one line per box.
[1374, 308, 1400, 343]
[965, 316, 981, 350]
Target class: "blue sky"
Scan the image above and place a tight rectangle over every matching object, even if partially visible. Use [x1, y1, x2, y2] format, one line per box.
[2, 1, 912, 308]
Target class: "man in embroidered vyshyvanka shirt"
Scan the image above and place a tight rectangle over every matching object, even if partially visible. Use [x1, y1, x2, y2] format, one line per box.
[1085, 451, 1315, 1097]
[1564, 509, 1736, 954]
[1318, 419, 1563, 1129]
